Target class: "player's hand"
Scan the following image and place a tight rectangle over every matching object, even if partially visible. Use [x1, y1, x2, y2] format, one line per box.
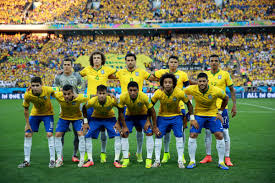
[57, 69, 64, 75]
[121, 126, 129, 138]
[183, 116, 188, 129]
[190, 120, 199, 129]
[215, 114, 224, 124]
[108, 93, 116, 99]
[153, 127, 162, 137]
[231, 105, 237, 118]
[113, 121, 121, 133]
[82, 123, 90, 135]
[25, 123, 32, 132]
[144, 119, 152, 132]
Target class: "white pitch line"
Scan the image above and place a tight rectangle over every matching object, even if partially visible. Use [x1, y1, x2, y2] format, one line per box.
[238, 102, 275, 111]
[238, 111, 274, 113]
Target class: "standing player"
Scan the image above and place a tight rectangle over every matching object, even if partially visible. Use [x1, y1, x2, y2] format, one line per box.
[117, 81, 156, 168]
[80, 51, 116, 163]
[83, 85, 122, 168]
[54, 58, 85, 163]
[200, 54, 237, 166]
[150, 73, 195, 168]
[18, 77, 57, 168]
[153, 55, 190, 164]
[184, 72, 229, 170]
[53, 84, 89, 168]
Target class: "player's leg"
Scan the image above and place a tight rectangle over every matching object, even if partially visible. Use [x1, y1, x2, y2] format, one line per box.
[73, 120, 86, 167]
[200, 128, 212, 163]
[181, 109, 187, 164]
[161, 130, 171, 163]
[121, 116, 134, 168]
[100, 127, 107, 163]
[135, 126, 144, 163]
[43, 115, 55, 168]
[222, 109, 233, 166]
[72, 126, 79, 162]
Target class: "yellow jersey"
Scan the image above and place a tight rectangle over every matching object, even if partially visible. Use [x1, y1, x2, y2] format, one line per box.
[54, 92, 89, 120]
[184, 85, 226, 117]
[116, 68, 151, 93]
[151, 88, 189, 117]
[22, 86, 58, 116]
[206, 69, 233, 108]
[118, 92, 153, 116]
[80, 65, 116, 95]
[86, 96, 117, 118]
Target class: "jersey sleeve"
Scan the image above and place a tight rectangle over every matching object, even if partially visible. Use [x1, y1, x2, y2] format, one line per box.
[142, 93, 153, 109]
[22, 93, 30, 108]
[111, 97, 118, 107]
[117, 93, 126, 108]
[79, 67, 87, 77]
[107, 66, 117, 76]
[183, 86, 192, 95]
[151, 90, 160, 104]
[179, 90, 189, 103]
[216, 88, 227, 99]
[86, 97, 95, 109]
[182, 72, 189, 82]
[115, 70, 121, 79]
[142, 70, 151, 80]
[154, 70, 164, 79]
[225, 72, 234, 87]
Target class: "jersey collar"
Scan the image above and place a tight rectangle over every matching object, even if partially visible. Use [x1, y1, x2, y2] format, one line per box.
[211, 69, 220, 76]
[93, 66, 102, 71]
[199, 85, 209, 95]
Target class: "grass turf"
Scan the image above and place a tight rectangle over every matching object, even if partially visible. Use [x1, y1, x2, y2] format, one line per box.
[0, 99, 274, 183]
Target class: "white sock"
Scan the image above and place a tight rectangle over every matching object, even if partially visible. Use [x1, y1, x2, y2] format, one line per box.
[78, 136, 85, 162]
[205, 129, 212, 155]
[163, 132, 171, 153]
[136, 131, 144, 154]
[114, 136, 121, 161]
[216, 139, 225, 164]
[154, 138, 162, 162]
[146, 135, 154, 159]
[176, 137, 184, 162]
[223, 129, 230, 157]
[188, 137, 197, 163]
[85, 138, 93, 161]
[121, 137, 129, 159]
[48, 136, 55, 161]
[55, 137, 62, 160]
[24, 137, 32, 162]
[182, 130, 186, 153]
[101, 130, 107, 153]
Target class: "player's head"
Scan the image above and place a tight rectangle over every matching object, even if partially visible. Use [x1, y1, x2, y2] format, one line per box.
[168, 55, 179, 70]
[125, 53, 136, 70]
[62, 58, 74, 74]
[209, 54, 220, 70]
[97, 85, 107, 102]
[197, 72, 208, 91]
[127, 81, 139, 100]
[30, 77, 42, 95]
[62, 84, 74, 102]
[160, 73, 177, 92]
[89, 51, 105, 67]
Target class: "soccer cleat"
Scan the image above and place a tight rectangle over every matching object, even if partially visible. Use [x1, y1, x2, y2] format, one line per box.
[200, 155, 212, 164]
[48, 160, 55, 168]
[145, 159, 152, 168]
[225, 157, 233, 166]
[113, 161, 122, 168]
[84, 152, 88, 162]
[186, 161, 196, 169]
[182, 154, 186, 164]
[152, 161, 161, 168]
[55, 159, 63, 168]
[120, 152, 131, 162]
[122, 158, 130, 168]
[18, 161, 30, 168]
[161, 152, 170, 163]
[178, 161, 185, 169]
[100, 153, 107, 163]
[82, 160, 94, 167]
[78, 160, 85, 168]
[72, 156, 80, 162]
[218, 162, 229, 170]
[136, 152, 143, 163]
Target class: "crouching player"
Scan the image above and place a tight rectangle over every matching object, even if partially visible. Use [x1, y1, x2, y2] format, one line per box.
[184, 73, 229, 170]
[82, 85, 122, 168]
[53, 84, 89, 168]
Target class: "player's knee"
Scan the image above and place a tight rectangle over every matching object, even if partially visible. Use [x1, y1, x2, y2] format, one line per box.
[77, 131, 84, 136]
[189, 133, 198, 138]
[47, 133, 53, 138]
[25, 133, 32, 137]
[214, 132, 223, 140]
[55, 132, 63, 137]
[146, 133, 153, 136]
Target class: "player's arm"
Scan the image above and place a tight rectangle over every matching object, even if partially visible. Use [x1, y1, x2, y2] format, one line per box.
[118, 107, 129, 137]
[108, 73, 117, 79]
[24, 107, 32, 132]
[148, 74, 159, 81]
[144, 107, 156, 133]
[216, 94, 229, 123]
[150, 94, 162, 136]
[189, 79, 197, 85]
[229, 85, 237, 117]
[185, 100, 199, 129]
[81, 104, 89, 134]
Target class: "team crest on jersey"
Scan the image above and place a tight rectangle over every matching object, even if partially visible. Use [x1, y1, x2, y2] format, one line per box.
[101, 70, 105, 74]
[135, 72, 139, 76]
[176, 75, 179, 79]
[208, 95, 212, 99]
[106, 106, 111, 110]
[138, 102, 142, 106]
[173, 97, 177, 102]
[72, 101, 76, 105]
[218, 75, 222, 79]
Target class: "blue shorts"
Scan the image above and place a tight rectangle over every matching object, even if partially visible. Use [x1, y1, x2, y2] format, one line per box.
[87, 107, 94, 121]
[157, 115, 183, 138]
[222, 109, 229, 128]
[56, 118, 83, 133]
[26, 115, 54, 133]
[85, 117, 119, 139]
[190, 115, 223, 134]
[125, 115, 152, 134]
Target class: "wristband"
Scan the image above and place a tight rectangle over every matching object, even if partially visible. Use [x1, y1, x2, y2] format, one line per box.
[190, 115, 195, 120]
[218, 110, 223, 115]
[84, 118, 88, 124]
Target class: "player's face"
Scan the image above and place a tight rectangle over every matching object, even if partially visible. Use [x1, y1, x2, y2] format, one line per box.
[93, 54, 102, 67]
[128, 87, 138, 100]
[125, 56, 136, 70]
[31, 82, 42, 96]
[63, 90, 74, 102]
[163, 78, 173, 92]
[209, 57, 219, 70]
[168, 58, 179, 70]
[63, 61, 72, 73]
[198, 77, 208, 91]
[97, 90, 107, 102]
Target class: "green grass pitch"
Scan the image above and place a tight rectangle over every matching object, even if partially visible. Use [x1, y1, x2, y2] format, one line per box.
[0, 99, 274, 183]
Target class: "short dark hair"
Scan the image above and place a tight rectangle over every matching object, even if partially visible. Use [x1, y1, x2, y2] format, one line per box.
[160, 73, 177, 89]
[63, 84, 74, 92]
[209, 54, 220, 61]
[168, 55, 179, 62]
[127, 81, 139, 90]
[89, 51, 105, 66]
[31, 76, 42, 84]
[125, 53, 136, 61]
[97, 85, 107, 93]
[62, 58, 74, 65]
[197, 72, 208, 80]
